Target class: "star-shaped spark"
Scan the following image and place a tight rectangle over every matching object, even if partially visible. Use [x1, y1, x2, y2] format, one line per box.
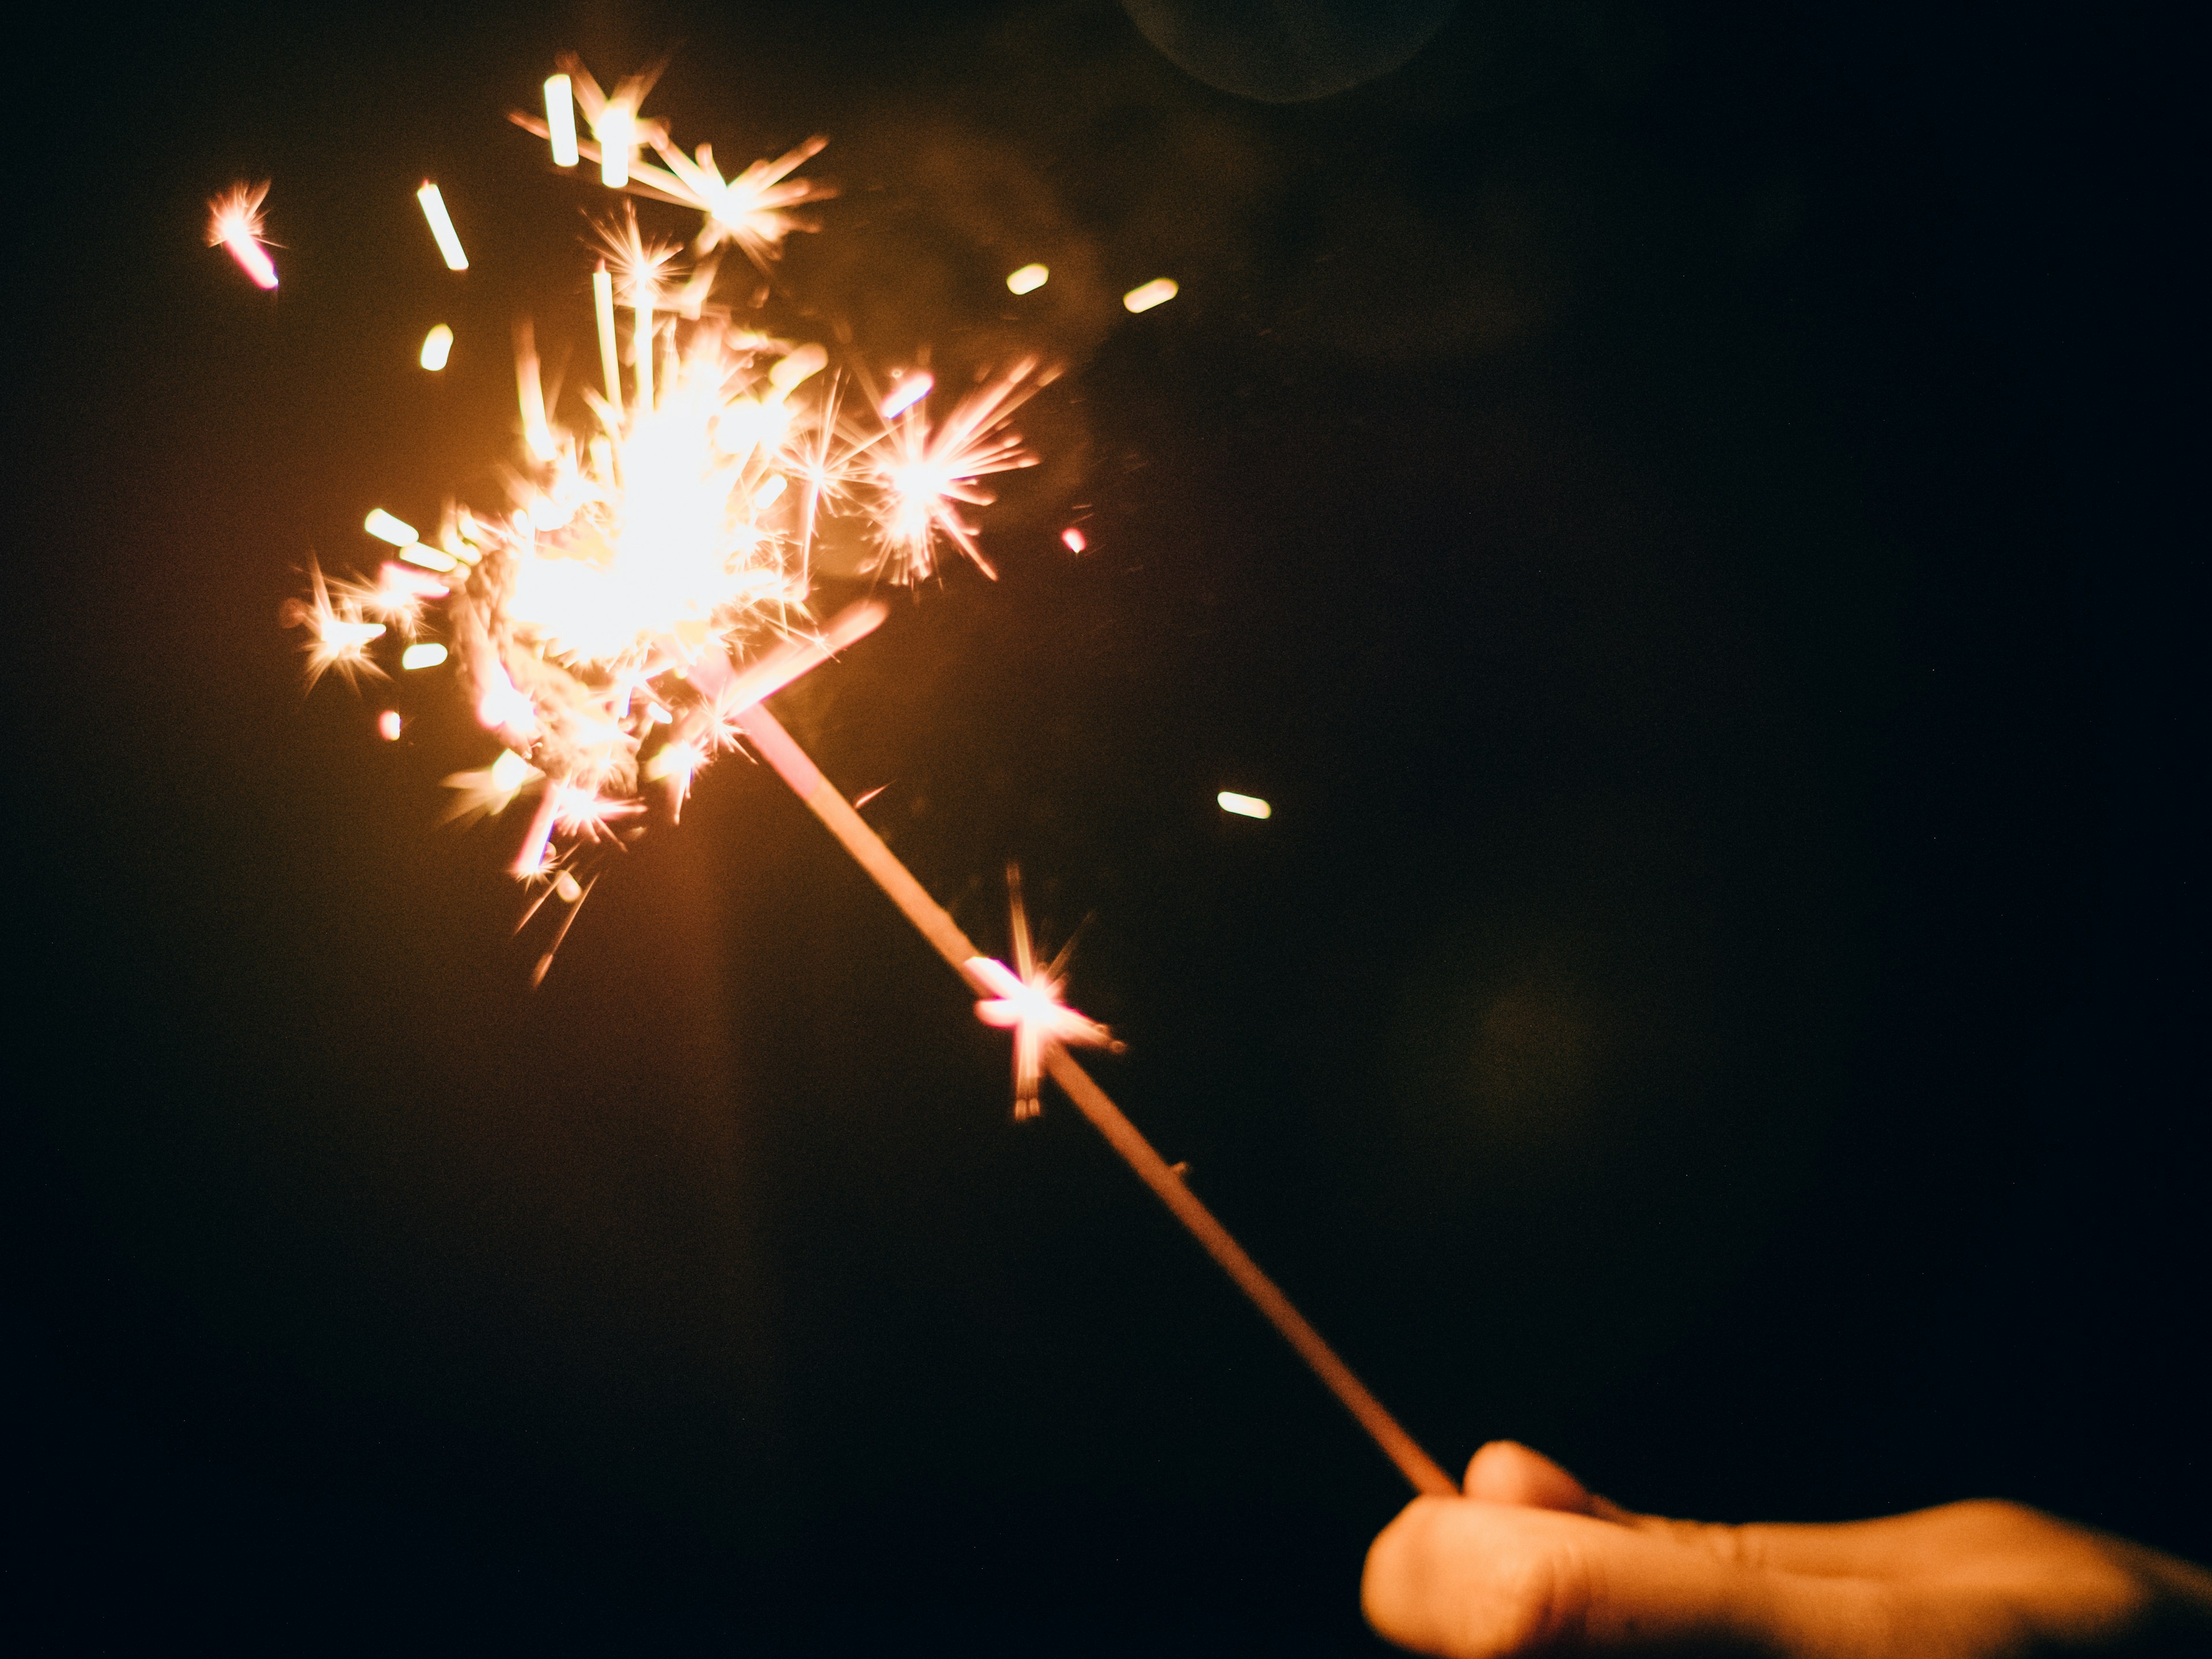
[968, 866, 1120, 1120]
[281, 560, 387, 690]
[865, 358, 1043, 582]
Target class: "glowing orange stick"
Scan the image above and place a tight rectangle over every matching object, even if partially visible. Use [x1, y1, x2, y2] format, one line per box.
[733, 700, 1456, 1498]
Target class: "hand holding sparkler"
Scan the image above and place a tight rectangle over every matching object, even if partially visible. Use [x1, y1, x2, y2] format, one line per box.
[1363, 1442, 2212, 1658]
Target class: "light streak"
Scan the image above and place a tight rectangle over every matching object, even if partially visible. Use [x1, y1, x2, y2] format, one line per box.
[420, 324, 454, 370]
[1122, 277, 1177, 313]
[416, 184, 469, 271]
[401, 642, 449, 669]
[592, 263, 619, 406]
[1005, 263, 1048, 295]
[877, 372, 933, 419]
[207, 183, 279, 289]
[363, 509, 416, 547]
[1218, 791, 1271, 820]
[544, 74, 578, 167]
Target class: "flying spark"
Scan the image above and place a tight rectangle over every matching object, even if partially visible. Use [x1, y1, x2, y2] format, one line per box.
[207, 182, 279, 290]
[968, 868, 1120, 1119]
[417, 184, 469, 271]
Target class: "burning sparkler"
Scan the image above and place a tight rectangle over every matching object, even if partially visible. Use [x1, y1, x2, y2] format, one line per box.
[278, 55, 1455, 1500]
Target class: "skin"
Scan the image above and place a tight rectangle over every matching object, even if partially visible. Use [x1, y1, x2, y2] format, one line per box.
[1363, 1442, 2212, 1657]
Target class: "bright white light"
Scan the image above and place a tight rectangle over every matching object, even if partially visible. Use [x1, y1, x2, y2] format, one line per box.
[544, 74, 579, 167]
[401, 642, 449, 669]
[419, 324, 454, 370]
[377, 710, 403, 741]
[1006, 263, 1048, 296]
[1061, 527, 1086, 553]
[416, 184, 469, 271]
[399, 542, 458, 573]
[1218, 791, 1271, 820]
[363, 509, 418, 546]
[1123, 278, 1177, 313]
[878, 372, 934, 419]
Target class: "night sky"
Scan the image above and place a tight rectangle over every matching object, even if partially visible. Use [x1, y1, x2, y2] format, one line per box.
[14, 2, 2197, 1650]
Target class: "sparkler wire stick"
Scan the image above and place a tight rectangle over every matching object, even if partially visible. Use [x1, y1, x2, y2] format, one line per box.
[733, 702, 1457, 1497]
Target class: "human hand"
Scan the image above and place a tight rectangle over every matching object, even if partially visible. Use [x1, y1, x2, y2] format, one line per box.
[1362, 1441, 2212, 1657]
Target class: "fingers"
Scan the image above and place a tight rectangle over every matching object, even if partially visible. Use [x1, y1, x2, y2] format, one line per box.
[1364, 1498, 1904, 1658]
[1463, 1442, 1601, 1514]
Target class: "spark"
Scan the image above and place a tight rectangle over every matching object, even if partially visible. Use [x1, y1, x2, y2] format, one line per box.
[877, 372, 933, 420]
[968, 867, 1119, 1120]
[417, 184, 469, 271]
[1061, 527, 1086, 553]
[401, 642, 449, 669]
[1006, 263, 1048, 295]
[282, 560, 387, 690]
[1122, 278, 1177, 313]
[866, 357, 1042, 581]
[207, 182, 279, 289]
[363, 509, 417, 547]
[378, 710, 403, 741]
[420, 324, 454, 370]
[442, 746, 541, 824]
[1218, 791, 1271, 820]
[544, 74, 579, 168]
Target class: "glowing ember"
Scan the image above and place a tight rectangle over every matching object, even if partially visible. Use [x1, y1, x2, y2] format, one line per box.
[419, 324, 454, 370]
[378, 710, 403, 741]
[543, 73, 579, 168]
[416, 184, 469, 271]
[401, 642, 448, 669]
[1006, 263, 1048, 295]
[968, 868, 1120, 1119]
[207, 182, 278, 290]
[1218, 791, 1271, 820]
[1061, 527, 1086, 553]
[1122, 277, 1177, 313]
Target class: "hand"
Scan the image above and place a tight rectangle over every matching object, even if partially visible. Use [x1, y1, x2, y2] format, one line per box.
[1362, 1441, 2212, 1657]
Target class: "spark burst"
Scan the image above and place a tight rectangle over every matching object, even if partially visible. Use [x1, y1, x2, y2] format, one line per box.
[286, 58, 1045, 974]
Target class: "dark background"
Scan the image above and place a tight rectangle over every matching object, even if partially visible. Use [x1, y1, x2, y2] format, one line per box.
[11, 1, 2197, 1650]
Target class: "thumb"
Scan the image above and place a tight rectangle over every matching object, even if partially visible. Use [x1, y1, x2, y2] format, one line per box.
[1363, 1499, 1896, 1658]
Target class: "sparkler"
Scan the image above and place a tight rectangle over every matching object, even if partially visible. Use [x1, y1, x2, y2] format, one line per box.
[278, 56, 1454, 1499]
